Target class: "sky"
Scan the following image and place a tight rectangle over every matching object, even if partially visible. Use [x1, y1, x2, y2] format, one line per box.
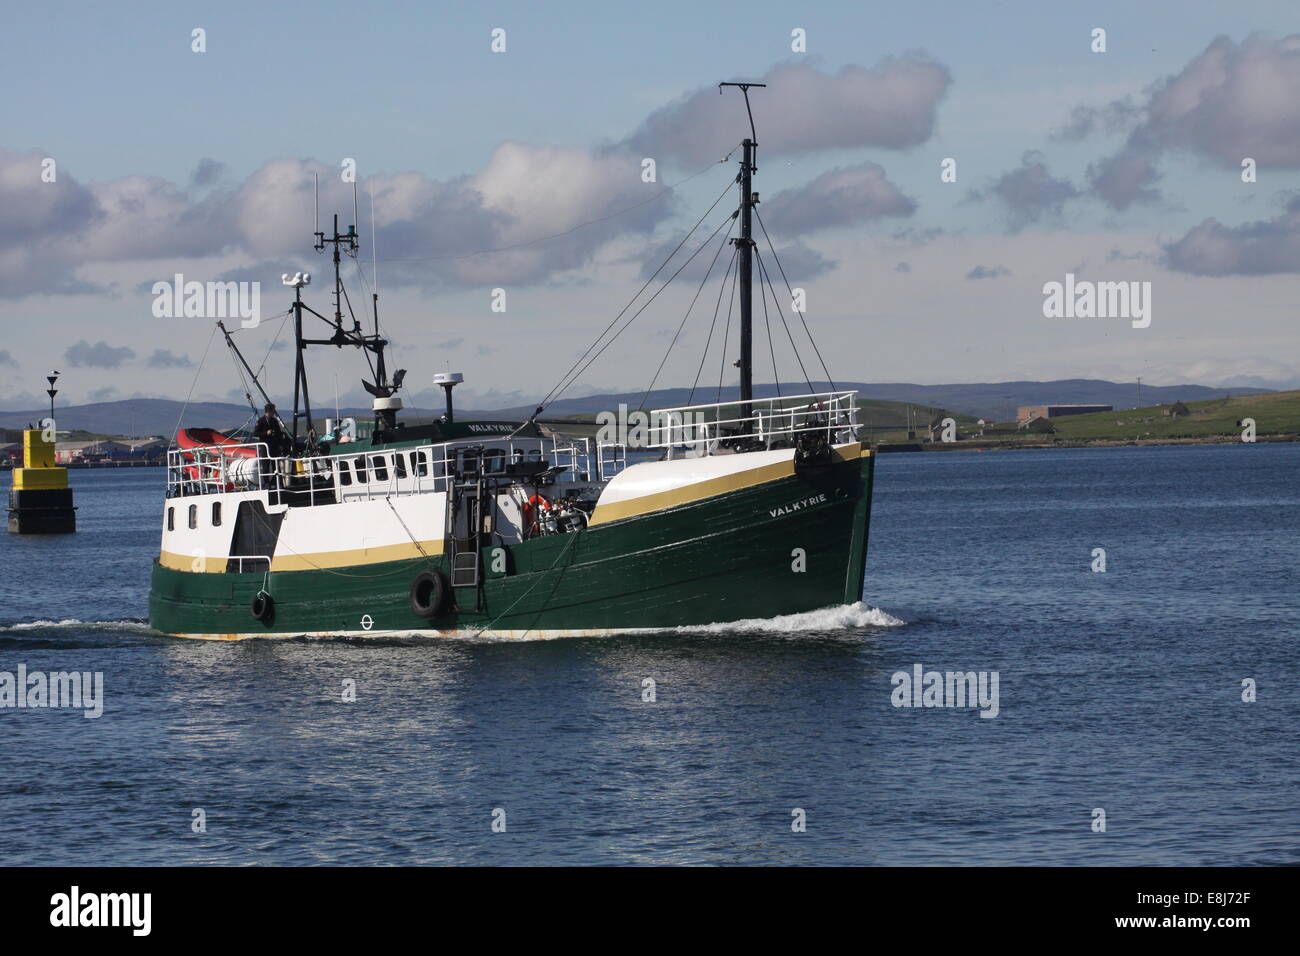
[2, 0, 1299, 413]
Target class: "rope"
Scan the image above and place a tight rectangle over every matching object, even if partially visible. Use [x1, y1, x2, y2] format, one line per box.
[168, 323, 219, 449]
[471, 528, 584, 639]
[385, 495, 436, 567]
[261, 534, 421, 579]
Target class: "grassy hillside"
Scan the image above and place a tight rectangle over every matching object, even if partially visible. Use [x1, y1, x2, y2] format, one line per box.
[856, 398, 979, 431]
[1045, 390, 1300, 440]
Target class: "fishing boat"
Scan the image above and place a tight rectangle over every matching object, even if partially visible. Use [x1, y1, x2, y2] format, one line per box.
[148, 85, 876, 639]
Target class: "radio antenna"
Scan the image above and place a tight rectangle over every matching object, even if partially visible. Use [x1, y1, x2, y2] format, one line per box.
[351, 178, 359, 255]
[369, 183, 378, 295]
[313, 172, 320, 234]
[369, 181, 380, 336]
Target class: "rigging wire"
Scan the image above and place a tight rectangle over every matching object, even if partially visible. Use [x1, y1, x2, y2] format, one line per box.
[637, 218, 737, 411]
[687, 244, 738, 405]
[756, 252, 781, 399]
[378, 145, 742, 265]
[716, 251, 739, 403]
[754, 207, 837, 391]
[546, 205, 738, 415]
[188, 311, 290, 445]
[253, 309, 293, 382]
[533, 174, 738, 415]
[167, 322, 220, 449]
[755, 248, 815, 394]
[337, 276, 379, 383]
[216, 307, 293, 414]
[351, 257, 378, 326]
[226, 342, 260, 417]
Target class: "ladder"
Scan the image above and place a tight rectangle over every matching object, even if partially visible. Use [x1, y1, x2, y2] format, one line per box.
[446, 471, 484, 609]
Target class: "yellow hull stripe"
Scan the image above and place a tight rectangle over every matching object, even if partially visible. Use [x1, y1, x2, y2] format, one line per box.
[159, 538, 445, 574]
[588, 443, 867, 527]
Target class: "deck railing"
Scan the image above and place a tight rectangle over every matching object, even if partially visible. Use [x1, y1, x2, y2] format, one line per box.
[620, 390, 859, 460]
[166, 435, 601, 503]
[165, 390, 860, 504]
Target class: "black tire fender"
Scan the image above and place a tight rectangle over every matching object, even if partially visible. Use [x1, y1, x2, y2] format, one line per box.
[409, 569, 448, 620]
[250, 590, 274, 622]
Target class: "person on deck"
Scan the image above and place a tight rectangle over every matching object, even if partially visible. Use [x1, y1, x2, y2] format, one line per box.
[254, 403, 290, 458]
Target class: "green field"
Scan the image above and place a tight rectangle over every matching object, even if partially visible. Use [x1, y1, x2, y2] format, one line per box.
[1044, 390, 1300, 440]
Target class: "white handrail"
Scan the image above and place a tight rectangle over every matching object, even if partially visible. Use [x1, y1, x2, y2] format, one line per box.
[645, 390, 858, 454]
[163, 392, 859, 504]
[651, 389, 855, 417]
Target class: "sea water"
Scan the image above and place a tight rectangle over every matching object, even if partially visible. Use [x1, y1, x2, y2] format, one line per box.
[0, 443, 1295, 864]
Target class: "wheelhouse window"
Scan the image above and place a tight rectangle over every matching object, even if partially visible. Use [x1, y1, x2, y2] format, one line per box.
[337, 460, 352, 486]
[370, 455, 389, 481]
[393, 453, 407, 479]
[354, 456, 368, 483]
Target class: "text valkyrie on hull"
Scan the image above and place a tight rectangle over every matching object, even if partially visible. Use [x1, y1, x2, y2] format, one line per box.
[148, 86, 876, 639]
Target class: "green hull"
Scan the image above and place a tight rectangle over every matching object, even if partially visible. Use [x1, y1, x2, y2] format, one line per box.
[149, 452, 874, 638]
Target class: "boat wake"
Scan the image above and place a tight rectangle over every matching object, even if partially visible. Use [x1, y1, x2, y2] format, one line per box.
[674, 601, 905, 635]
[0, 607, 903, 644]
[0, 618, 156, 635]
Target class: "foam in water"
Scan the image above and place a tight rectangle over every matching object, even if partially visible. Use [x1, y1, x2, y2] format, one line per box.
[674, 601, 905, 634]
[0, 619, 156, 634]
[0, 606, 903, 642]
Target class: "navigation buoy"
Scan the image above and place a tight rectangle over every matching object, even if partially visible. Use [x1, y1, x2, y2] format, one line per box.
[7, 429, 77, 534]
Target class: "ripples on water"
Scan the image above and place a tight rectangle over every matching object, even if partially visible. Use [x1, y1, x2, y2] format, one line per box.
[0, 444, 1296, 865]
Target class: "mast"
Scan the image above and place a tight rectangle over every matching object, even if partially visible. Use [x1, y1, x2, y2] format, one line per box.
[738, 137, 754, 407]
[291, 279, 309, 441]
[288, 212, 362, 444]
[720, 82, 765, 420]
[281, 193, 399, 449]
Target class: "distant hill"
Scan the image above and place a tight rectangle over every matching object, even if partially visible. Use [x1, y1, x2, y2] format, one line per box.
[475, 379, 1269, 424]
[0, 398, 437, 438]
[0, 380, 1270, 436]
[0, 399, 255, 437]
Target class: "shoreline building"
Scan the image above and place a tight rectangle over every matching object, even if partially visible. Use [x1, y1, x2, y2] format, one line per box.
[1017, 404, 1112, 422]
